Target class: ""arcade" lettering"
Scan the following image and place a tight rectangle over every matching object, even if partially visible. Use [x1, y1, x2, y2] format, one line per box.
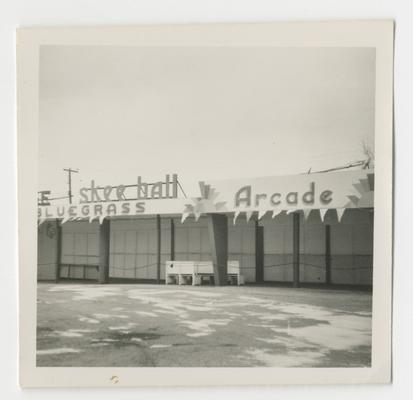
[234, 182, 332, 209]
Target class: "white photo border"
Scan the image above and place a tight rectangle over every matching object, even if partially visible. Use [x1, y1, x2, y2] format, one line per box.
[17, 20, 394, 387]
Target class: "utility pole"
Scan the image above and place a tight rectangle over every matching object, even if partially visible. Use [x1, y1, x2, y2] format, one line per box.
[63, 168, 79, 204]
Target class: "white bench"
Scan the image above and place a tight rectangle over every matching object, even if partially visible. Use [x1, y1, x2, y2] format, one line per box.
[165, 260, 244, 286]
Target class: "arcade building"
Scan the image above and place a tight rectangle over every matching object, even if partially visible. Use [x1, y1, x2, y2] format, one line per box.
[37, 169, 374, 287]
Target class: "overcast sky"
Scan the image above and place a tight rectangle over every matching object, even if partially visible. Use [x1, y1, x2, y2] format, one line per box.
[39, 46, 375, 198]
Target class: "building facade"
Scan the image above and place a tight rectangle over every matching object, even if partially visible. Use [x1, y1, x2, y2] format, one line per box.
[38, 207, 373, 286]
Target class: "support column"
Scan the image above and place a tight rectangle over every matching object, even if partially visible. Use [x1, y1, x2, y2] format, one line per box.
[255, 220, 264, 283]
[98, 219, 110, 284]
[156, 214, 161, 283]
[170, 218, 175, 261]
[55, 219, 62, 283]
[292, 212, 300, 288]
[325, 224, 331, 285]
[207, 213, 228, 286]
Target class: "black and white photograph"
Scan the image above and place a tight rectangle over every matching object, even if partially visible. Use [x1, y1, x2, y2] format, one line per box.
[17, 21, 394, 387]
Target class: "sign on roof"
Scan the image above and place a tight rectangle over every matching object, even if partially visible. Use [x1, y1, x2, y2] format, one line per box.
[38, 169, 374, 224]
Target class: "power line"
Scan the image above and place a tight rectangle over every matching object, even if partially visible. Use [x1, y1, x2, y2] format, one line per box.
[63, 168, 79, 204]
[306, 159, 370, 174]
[177, 179, 187, 198]
[48, 195, 70, 201]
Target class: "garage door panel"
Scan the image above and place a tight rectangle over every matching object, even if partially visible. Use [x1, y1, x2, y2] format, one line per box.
[352, 225, 373, 255]
[264, 254, 286, 281]
[228, 228, 242, 254]
[146, 254, 156, 278]
[59, 265, 69, 278]
[74, 255, 87, 265]
[356, 268, 373, 285]
[85, 267, 98, 280]
[241, 255, 255, 282]
[124, 254, 135, 269]
[160, 254, 168, 277]
[113, 254, 124, 269]
[111, 267, 123, 278]
[113, 231, 125, 253]
[283, 226, 293, 253]
[242, 228, 255, 254]
[303, 226, 324, 255]
[62, 233, 74, 255]
[61, 254, 74, 264]
[88, 255, 99, 265]
[135, 265, 147, 279]
[188, 228, 201, 253]
[201, 228, 211, 253]
[125, 231, 136, 253]
[331, 225, 352, 254]
[200, 253, 212, 261]
[301, 264, 325, 283]
[70, 266, 84, 279]
[147, 230, 156, 252]
[136, 254, 148, 268]
[161, 228, 171, 253]
[87, 233, 98, 256]
[137, 231, 148, 253]
[264, 225, 287, 254]
[123, 267, 135, 279]
[187, 252, 201, 261]
[175, 228, 188, 253]
[283, 262, 293, 281]
[74, 233, 87, 256]
[175, 253, 188, 261]
[332, 268, 355, 285]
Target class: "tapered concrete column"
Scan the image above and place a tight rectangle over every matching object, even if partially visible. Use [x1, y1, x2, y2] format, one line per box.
[170, 218, 175, 261]
[325, 224, 332, 285]
[255, 220, 264, 283]
[55, 219, 62, 283]
[207, 213, 228, 286]
[98, 219, 110, 284]
[156, 215, 161, 283]
[292, 212, 300, 288]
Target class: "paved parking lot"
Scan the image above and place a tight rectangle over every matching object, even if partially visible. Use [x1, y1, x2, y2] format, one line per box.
[37, 283, 372, 367]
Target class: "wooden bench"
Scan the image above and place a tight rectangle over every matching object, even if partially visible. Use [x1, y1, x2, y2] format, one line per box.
[165, 260, 244, 286]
